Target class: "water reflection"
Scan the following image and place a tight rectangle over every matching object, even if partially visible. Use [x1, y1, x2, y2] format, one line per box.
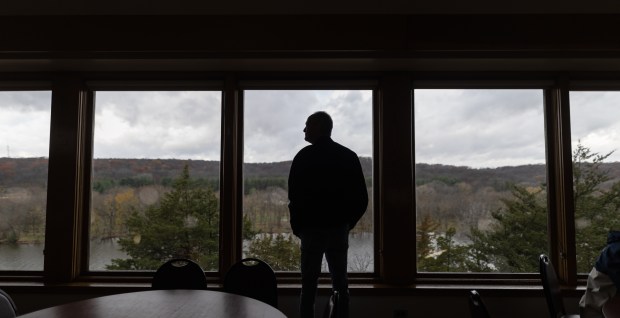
[0, 235, 373, 271]
[0, 240, 130, 271]
[89, 239, 129, 270]
[0, 243, 43, 270]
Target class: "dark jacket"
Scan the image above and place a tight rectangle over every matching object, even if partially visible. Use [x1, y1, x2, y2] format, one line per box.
[287, 136, 368, 236]
[595, 230, 620, 289]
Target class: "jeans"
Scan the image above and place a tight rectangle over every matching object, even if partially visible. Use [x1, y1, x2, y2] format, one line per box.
[299, 225, 350, 318]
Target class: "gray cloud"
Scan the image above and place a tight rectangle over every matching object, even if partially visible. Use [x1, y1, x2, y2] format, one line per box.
[94, 91, 222, 160]
[4, 89, 619, 167]
[414, 89, 546, 168]
[244, 90, 373, 162]
[0, 91, 51, 112]
[415, 88, 620, 168]
[570, 91, 620, 161]
[0, 91, 51, 157]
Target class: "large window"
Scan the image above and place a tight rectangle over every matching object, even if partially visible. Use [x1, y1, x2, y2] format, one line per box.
[242, 90, 374, 273]
[0, 90, 51, 271]
[414, 89, 547, 273]
[2, 74, 612, 289]
[88, 90, 222, 271]
[570, 91, 620, 273]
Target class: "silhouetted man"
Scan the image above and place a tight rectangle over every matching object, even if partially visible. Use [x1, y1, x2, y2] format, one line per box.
[288, 111, 369, 318]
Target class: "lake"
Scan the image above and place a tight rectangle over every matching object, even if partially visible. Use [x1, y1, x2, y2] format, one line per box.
[0, 240, 130, 271]
[0, 233, 374, 272]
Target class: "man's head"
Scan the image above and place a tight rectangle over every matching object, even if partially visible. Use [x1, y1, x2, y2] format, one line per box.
[304, 111, 333, 144]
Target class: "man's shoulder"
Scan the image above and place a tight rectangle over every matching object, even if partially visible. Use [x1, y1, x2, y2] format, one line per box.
[295, 144, 314, 155]
[291, 145, 315, 162]
[294, 139, 358, 159]
[331, 141, 359, 157]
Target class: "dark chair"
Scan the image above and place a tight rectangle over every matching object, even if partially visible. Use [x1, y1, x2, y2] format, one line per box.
[223, 257, 278, 308]
[323, 290, 340, 318]
[468, 290, 490, 318]
[0, 288, 18, 318]
[539, 254, 580, 318]
[152, 258, 208, 290]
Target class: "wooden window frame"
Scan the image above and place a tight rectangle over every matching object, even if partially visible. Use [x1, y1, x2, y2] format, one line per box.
[0, 71, 608, 292]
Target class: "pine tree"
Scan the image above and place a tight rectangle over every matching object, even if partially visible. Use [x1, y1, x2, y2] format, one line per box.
[416, 214, 439, 271]
[573, 144, 620, 271]
[247, 233, 301, 271]
[467, 144, 620, 273]
[417, 212, 480, 272]
[468, 184, 548, 272]
[107, 165, 219, 270]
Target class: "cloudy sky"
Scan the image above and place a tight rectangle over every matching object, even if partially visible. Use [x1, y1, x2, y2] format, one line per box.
[414, 89, 547, 168]
[1, 89, 619, 167]
[243, 90, 373, 162]
[0, 91, 52, 158]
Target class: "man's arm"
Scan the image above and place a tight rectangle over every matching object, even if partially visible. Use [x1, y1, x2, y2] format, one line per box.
[347, 155, 369, 230]
[288, 155, 302, 236]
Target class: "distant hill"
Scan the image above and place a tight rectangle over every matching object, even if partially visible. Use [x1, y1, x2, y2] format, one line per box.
[0, 157, 372, 187]
[415, 163, 547, 189]
[2, 157, 620, 189]
[0, 157, 49, 187]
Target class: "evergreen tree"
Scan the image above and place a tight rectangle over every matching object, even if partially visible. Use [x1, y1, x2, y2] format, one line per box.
[433, 227, 475, 272]
[573, 144, 620, 271]
[468, 184, 548, 272]
[247, 233, 301, 271]
[418, 223, 476, 272]
[107, 165, 219, 270]
[467, 144, 620, 273]
[416, 214, 439, 271]
[243, 214, 260, 240]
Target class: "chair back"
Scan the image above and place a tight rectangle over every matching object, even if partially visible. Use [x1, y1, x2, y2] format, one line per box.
[468, 290, 491, 318]
[323, 290, 340, 318]
[539, 254, 566, 318]
[152, 258, 208, 290]
[0, 288, 17, 318]
[223, 258, 278, 308]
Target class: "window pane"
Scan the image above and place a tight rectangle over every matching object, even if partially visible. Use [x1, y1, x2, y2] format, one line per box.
[89, 91, 221, 271]
[570, 91, 620, 273]
[0, 91, 51, 271]
[243, 90, 374, 272]
[414, 89, 547, 273]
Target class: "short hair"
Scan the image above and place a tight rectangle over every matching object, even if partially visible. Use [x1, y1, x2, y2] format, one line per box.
[308, 111, 333, 135]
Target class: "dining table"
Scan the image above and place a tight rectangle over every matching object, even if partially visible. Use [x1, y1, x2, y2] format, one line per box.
[18, 289, 287, 318]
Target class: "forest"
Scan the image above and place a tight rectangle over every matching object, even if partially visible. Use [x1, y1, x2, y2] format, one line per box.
[1, 146, 620, 273]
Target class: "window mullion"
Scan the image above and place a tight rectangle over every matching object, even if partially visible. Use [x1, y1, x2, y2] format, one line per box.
[220, 75, 243, 273]
[543, 83, 577, 286]
[380, 74, 415, 284]
[44, 74, 87, 283]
